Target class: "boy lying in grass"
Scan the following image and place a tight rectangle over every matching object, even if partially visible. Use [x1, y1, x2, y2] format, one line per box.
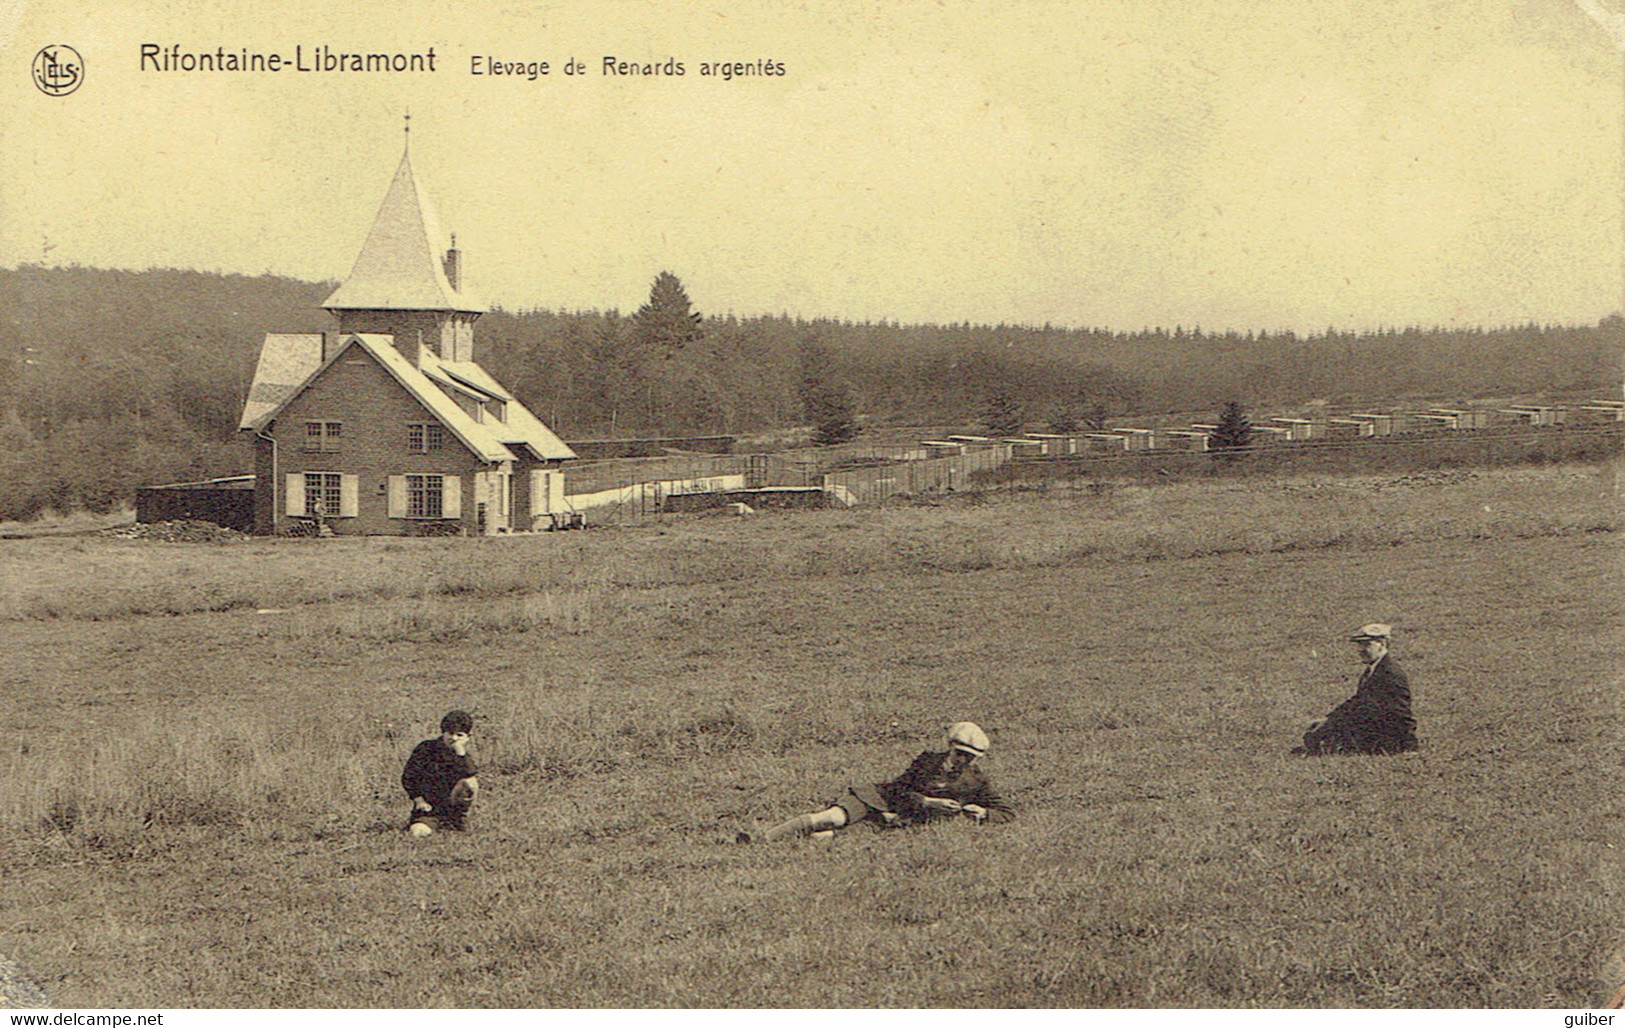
[742, 721, 1014, 843]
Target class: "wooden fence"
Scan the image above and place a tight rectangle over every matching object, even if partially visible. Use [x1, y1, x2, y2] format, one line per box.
[822, 445, 1011, 506]
[560, 445, 1016, 516]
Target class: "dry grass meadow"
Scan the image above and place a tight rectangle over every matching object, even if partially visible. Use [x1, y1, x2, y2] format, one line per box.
[0, 463, 1621, 1008]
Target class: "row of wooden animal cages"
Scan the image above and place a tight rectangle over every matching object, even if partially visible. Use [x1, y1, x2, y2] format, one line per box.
[995, 403, 1625, 455]
[1010, 419, 1625, 471]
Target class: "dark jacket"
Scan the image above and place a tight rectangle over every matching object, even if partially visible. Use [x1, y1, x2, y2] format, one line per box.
[402, 738, 478, 812]
[879, 750, 1016, 824]
[1303, 655, 1418, 755]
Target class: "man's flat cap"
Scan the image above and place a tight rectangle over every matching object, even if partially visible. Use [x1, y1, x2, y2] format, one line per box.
[1350, 623, 1392, 641]
[948, 721, 990, 756]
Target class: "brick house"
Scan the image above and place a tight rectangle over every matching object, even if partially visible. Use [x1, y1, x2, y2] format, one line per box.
[238, 139, 575, 536]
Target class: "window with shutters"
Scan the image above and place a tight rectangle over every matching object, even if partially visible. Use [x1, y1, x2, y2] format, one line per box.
[407, 474, 443, 519]
[303, 420, 342, 451]
[288, 472, 356, 519]
[304, 473, 342, 517]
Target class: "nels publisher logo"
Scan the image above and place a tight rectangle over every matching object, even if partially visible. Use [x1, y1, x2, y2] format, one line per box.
[32, 44, 83, 96]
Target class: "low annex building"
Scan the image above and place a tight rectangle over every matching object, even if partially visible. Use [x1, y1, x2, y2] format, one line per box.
[238, 136, 575, 536]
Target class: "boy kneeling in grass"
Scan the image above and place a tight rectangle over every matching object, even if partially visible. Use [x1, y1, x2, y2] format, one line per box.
[403, 710, 480, 837]
[742, 721, 1014, 843]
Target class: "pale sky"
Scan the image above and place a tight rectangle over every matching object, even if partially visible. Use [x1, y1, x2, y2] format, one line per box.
[1, 0, 1620, 333]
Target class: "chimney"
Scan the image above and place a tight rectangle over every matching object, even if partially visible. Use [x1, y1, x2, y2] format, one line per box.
[322, 331, 342, 362]
[443, 233, 461, 293]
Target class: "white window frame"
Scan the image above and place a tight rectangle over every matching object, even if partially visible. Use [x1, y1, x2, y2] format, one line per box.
[304, 472, 342, 518]
[287, 473, 357, 517]
[406, 474, 443, 519]
[389, 474, 460, 520]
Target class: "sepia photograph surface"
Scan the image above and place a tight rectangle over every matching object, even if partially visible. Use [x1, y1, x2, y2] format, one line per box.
[0, 0, 1622, 1011]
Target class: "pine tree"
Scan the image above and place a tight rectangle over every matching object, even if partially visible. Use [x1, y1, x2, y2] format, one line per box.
[1210, 400, 1253, 449]
[806, 385, 861, 446]
[632, 271, 703, 359]
[798, 336, 861, 446]
[631, 272, 704, 433]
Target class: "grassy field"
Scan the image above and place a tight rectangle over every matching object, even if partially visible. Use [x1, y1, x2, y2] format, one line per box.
[0, 463, 1620, 1007]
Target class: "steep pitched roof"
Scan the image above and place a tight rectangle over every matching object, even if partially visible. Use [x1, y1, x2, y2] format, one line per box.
[238, 333, 517, 463]
[243, 139, 573, 465]
[321, 146, 484, 313]
[430, 358, 578, 461]
[238, 334, 325, 430]
[355, 337, 514, 461]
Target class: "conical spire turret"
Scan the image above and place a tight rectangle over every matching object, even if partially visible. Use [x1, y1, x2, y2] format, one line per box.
[322, 142, 482, 314]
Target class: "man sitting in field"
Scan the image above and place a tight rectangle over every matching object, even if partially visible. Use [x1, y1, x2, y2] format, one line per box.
[742, 721, 1014, 842]
[1295, 623, 1419, 756]
[402, 709, 480, 836]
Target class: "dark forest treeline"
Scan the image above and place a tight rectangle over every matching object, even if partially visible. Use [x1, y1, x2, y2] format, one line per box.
[1, 263, 1619, 519]
[480, 310, 1622, 435]
[0, 267, 332, 519]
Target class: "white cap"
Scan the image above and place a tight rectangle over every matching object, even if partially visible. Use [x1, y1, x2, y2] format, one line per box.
[947, 721, 990, 756]
[1350, 623, 1392, 641]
